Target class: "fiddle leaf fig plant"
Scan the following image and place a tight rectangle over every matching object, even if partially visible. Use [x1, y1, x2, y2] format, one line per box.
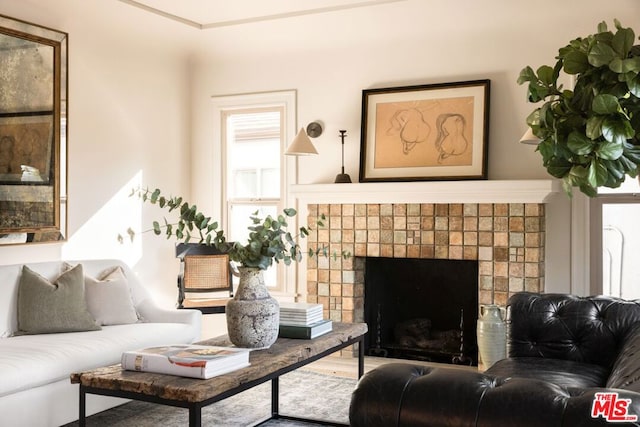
[118, 187, 349, 270]
[518, 19, 640, 196]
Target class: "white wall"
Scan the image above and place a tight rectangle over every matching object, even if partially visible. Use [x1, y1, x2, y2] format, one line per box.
[1, 0, 639, 306]
[189, 0, 639, 294]
[0, 0, 195, 307]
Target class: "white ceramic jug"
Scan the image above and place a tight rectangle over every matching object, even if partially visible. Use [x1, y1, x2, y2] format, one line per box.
[476, 304, 506, 369]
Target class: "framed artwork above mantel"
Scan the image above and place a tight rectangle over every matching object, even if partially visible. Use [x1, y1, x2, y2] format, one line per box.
[359, 79, 490, 182]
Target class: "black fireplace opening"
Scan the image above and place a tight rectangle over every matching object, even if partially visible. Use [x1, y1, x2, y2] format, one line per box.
[364, 257, 478, 366]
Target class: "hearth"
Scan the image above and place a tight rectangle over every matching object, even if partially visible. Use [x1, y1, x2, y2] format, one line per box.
[364, 257, 478, 365]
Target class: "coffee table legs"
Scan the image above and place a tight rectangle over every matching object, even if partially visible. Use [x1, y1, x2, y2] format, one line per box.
[78, 386, 86, 427]
[189, 404, 202, 427]
[271, 377, 280, 417]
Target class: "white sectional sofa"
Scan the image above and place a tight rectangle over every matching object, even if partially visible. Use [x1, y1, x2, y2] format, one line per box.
[0, 259, 202, 427]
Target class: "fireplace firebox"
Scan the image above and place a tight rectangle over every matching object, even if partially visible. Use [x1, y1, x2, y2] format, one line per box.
[364, 257, 478, 365]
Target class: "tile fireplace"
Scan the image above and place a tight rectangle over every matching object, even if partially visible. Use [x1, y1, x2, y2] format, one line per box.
[291, 180, 560, 357]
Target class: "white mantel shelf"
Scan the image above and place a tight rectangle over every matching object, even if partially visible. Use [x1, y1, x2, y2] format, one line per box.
[290, 179, 561, 204]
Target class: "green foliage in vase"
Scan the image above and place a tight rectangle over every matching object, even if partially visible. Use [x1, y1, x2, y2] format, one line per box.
[518, 19, 640, 196]
[118, 187, 349, 270]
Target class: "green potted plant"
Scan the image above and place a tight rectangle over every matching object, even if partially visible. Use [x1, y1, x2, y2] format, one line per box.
[517, 19, 640, 196]
[120, 187, 346, 349]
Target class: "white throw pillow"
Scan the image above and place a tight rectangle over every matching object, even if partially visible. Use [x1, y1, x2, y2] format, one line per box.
[65, 264, 140, 326]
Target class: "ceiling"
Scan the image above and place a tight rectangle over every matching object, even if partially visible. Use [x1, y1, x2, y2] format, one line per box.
[117, 0, 407, 29]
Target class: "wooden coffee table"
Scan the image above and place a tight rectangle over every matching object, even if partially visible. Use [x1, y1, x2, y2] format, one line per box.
[71, 322, 367, 427]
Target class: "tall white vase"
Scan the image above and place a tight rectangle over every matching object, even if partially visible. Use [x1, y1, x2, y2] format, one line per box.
[476, 304, 506, 369]
[226, 267, 279, 349]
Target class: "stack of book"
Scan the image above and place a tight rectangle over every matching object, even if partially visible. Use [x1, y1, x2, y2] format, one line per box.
[121, 344, 250, 379]
[278, 302, 333, 339]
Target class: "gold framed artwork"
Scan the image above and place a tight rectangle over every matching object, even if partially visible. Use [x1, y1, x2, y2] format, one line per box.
[359, 80, 490, 182]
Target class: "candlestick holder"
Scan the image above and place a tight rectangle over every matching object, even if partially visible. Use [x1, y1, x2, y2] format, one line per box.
[335, 130, 352, 183]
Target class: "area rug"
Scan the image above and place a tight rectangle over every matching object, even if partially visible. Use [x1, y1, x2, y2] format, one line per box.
[62, 369, 357, 426]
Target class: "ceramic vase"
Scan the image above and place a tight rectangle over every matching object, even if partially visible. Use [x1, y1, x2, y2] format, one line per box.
[226, 267, 279, 349]
[476, 304, 506, 369]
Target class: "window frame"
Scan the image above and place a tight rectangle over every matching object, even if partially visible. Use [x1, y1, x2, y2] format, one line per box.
[211, 90, 297, 297]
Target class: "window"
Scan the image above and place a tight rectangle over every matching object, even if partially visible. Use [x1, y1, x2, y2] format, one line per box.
[223, 108, 284, 291]
[211, 90, 297, 298]
[590, 177, 640, 299]
[211, 90, 296, 296]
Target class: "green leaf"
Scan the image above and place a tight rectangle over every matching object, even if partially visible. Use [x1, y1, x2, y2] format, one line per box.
[200, 217, 210, 229]
[602, 117, 634, 144]
[596, 141, 624, 160]
[588, 159, 609, 187]
[567, 132, 594, 155]
[517, 66, 536, 85]
[150, 189, 160, 203]
[546, 158, 572, 179]
[628, 74, 640, 97]
[283, 208, 297, 216]
[589, 42, 617, 67]
[563, 50, 589, 74]
[537, 65, 555, 85]
[152, 221, 161, 235]
[592, 94, 620, 114]
[597, 21, 609, 34]
[586, 116, 605, 139]
[612, 27, 634, 57]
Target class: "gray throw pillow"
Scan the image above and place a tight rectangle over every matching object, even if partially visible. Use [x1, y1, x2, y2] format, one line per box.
[17, 264, 101, 334]
[84, 265, 140, 325]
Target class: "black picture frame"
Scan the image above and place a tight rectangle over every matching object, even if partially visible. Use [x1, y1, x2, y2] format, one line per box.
[359, 79, 490, 182]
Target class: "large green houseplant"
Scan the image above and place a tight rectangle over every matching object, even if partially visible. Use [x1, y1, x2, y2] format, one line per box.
[518, 20, 640, 196]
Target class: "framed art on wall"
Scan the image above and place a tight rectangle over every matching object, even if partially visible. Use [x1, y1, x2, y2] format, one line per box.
[359, 79, 490, 182]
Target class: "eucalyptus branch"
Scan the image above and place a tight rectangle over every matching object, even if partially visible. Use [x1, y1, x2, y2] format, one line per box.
[118, 187, 350, 270]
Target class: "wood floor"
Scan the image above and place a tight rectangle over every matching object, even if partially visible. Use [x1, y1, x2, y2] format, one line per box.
[303, 354, 478, 379]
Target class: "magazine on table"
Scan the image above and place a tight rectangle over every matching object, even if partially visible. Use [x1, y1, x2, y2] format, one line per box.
[121, 344, 250, 379]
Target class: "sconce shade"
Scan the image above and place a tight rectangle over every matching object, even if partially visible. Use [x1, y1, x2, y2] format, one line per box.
[519, 127, 541, 145]
[285, 128, 318, 155]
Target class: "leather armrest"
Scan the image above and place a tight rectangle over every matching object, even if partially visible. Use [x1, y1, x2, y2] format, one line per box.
[607, 322, 640, 392]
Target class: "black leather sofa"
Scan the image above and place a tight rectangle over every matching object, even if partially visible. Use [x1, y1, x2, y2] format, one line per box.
[350, 292, 640, 426]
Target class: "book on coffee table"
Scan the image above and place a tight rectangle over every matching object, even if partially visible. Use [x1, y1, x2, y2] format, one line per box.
[279, 302, 324, 326]
[279, 319, 333, 339]
[121, 344, 250, 379]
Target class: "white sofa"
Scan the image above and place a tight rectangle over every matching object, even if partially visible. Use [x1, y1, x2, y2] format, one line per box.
[0, 259, 202, 427]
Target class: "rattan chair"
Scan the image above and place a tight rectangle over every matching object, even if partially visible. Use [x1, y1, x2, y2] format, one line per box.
[176, 243, 234, 314]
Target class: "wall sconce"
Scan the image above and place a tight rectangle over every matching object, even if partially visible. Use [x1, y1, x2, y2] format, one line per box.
[335, 130, 352, 183]
[285, 121, 323, 155]
[519, 127, 541, 145]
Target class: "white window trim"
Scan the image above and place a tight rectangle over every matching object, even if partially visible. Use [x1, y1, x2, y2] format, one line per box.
[210, 90, 298, 299]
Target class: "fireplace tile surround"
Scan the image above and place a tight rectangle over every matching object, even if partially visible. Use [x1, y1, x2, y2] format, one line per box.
[292, 181, 559, 357]
[304, 201, 545, 322]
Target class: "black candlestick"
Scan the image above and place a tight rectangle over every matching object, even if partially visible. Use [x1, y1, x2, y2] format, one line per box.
[335, 130, 352, 183]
